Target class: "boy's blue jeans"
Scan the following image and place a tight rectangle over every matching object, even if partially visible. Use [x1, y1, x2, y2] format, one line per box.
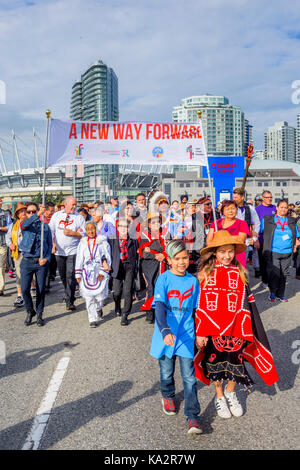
[158, 355, 200, 421]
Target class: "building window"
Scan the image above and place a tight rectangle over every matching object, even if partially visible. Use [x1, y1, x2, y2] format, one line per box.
[186, 183, 191, 188]
[276, 181, 280, 186]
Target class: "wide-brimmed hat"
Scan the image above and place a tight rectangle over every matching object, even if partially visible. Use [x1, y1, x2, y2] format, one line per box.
[14, 202, 27, 219]
[147, 211, 162, 221]
[200, 230, 247, 256]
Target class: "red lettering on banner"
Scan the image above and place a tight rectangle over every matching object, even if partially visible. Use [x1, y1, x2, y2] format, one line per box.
[98, 124, 109, 139]
[90, 123, 97, 139]
[125, 124, 133, 139]
[197, 126, 202, 138]
[171, 125, 182, 139]
[81, 123, 89, 139]
[181, 125, 189, 138]
[153, 124, 161, 139]
[146, 124, 153, 139]
[189, 126, 197, 138]
[69, 123, 77, 139]
[162, 124, 170, 139]
[134, 123, 142, 140]
[113, 124, 125, 139]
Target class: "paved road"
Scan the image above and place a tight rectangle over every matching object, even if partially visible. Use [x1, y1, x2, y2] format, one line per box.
[0, 264, 299, 451]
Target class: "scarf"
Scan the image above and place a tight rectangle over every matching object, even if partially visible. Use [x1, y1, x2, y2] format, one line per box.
[11, 219, 20, 259]
[119, 238, 128, 261]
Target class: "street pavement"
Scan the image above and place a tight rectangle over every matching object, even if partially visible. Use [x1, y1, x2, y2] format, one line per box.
[0, 264, 299, 451]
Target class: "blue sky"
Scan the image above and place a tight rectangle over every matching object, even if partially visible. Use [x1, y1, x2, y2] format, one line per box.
[0, 0, 300, 166]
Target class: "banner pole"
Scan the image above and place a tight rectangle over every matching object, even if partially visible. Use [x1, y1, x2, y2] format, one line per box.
[40, 109, 51, 259]
[197, 110, 218, 232]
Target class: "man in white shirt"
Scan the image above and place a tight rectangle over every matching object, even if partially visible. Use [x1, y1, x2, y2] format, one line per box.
[49, 196, 85, 310]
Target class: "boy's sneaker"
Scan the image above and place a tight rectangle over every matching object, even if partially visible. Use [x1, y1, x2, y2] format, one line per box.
[89, 321, 98, 328]
[276, 296, 288, 302]
[214, 396, 231, 419]
[161, 398, 176, 416]
[14, 296, 24, 307]
[268, 293, 276, 302]
[224, 386, 243, 417]
[187, 419, 203, 435]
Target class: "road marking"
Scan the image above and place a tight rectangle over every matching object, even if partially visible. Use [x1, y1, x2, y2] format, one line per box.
[22, 352, 71, 450]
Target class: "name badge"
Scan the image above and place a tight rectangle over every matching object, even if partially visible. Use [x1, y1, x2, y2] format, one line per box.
[282, 234, 289, 241]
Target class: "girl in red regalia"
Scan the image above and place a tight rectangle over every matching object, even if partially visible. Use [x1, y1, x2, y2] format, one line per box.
[138, 212, 171, 324]
[194, 230, 278, 419]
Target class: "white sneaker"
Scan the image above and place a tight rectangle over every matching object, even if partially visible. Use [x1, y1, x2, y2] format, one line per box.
[224, 386, 243, 417]
[262, 283, 268, 289]
[214, 396, 231, 419]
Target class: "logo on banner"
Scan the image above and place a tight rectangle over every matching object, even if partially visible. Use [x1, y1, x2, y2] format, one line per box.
[186, 145, 194, 160]
[75, 144, 84, 158]
[152, 146, 164, 158]
[121, 149, 130, 158]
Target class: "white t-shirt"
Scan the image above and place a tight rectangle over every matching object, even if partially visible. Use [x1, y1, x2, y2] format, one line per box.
[49, 210, 86, 256]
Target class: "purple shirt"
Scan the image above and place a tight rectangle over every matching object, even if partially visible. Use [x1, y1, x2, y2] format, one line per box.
[255, 204, 276, 242]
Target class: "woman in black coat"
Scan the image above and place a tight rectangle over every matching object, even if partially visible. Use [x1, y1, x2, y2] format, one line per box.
[108, 219, 138, 326]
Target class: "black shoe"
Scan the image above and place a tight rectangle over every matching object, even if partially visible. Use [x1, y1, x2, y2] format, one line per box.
[254, 270, 261, 278]
[24, 309, 36, 326]
[0, 291, 4, 296]
[66, 304, 76, 311]
[115, 309, 122, 317]
[97, 309, 103, 320]
[121, 314, 129, 326]
[36, 315, 44, 327]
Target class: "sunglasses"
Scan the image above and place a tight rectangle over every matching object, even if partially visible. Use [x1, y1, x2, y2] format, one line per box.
[27, 210, 37, 214]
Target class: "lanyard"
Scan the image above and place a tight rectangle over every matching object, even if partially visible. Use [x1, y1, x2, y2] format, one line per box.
[201, 211, 211, 228]
[275, 215, 288, 232]
[87, 237, 97, 260]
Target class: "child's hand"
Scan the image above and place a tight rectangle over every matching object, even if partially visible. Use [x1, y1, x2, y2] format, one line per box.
[163, 334, 176, 347]
[76, 278, 81, 284]
[144, 247, 150, 252]
[102, 261, 110, 271]
[98, 274, 104, 282]
[195, 336, 208, 350]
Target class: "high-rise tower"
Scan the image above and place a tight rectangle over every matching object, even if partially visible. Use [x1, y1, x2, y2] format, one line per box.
[70, 60, 119, 203]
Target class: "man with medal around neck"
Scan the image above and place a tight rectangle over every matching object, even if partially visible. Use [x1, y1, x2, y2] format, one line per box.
[49, 196, 85, 311]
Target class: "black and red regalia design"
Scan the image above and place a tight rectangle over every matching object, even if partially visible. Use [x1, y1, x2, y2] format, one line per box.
[194, 264, 278, 387]
[138, 227, 170, 311]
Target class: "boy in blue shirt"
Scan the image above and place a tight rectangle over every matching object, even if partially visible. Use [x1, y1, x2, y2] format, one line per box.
[150, 240, 202, 435]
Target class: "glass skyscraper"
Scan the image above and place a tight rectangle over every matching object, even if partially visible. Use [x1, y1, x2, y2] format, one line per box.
[70, 60, 119, 203]
[172, 95, 245, 157]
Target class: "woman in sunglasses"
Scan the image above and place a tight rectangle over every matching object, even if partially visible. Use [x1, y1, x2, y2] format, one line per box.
[19, 203, 53, 327]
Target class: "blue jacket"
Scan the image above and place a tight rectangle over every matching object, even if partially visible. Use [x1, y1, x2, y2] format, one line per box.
[19, 214, 52, 262]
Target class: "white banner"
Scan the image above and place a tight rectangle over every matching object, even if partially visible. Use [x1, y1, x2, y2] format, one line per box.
[48, 119, 208, 167]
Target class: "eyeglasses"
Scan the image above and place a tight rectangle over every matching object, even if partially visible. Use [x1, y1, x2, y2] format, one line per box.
[27, 210, 37, 214]
[263, 196, 272, 199]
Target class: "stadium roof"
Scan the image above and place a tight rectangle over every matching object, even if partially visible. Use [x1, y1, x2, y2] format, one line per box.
[251, 159, 300, 175]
